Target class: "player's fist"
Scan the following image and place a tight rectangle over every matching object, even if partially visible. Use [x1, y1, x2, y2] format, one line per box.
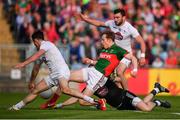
[82, 57, 92, 64]
[139, 57, 146, 66]
[79, 13, 88, 20]
[14, 63, 25, 69]
[28, 82, 35, 92]
[130, 69, 138, 78]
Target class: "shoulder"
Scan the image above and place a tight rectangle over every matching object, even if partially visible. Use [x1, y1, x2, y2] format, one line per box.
[105, 20, 114, 25]
[40, 41, 54, 51]
[114, 44, 127, 52]
[41, 41, 51, 45]
[125, 21, 136, 29]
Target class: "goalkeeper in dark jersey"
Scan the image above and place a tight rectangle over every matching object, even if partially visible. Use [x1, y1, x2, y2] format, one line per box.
[54, 78, 170, 111]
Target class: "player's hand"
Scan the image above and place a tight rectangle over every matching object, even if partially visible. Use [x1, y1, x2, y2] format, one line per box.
[28, 82, 35, 92]
[14, 63, 25, 69]
[130, 70, 137, 78]
[82, 57, 93, 64]
[139, 57, 146, 66]
[79, 13, 88, 21]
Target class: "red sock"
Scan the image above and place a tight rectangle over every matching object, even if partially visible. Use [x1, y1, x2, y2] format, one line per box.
[48, 93, 60, 104]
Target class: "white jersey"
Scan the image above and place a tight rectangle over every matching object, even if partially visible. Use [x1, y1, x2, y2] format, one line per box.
[40, 41, 69, 78]
[105, 20, 140, 52]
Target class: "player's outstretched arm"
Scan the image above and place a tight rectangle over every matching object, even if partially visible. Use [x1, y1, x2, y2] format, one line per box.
[79, 13, 106, 27]
[29, 60, 43, 92]
[14, 49, 45, 69]
[135, 35, 146, 66]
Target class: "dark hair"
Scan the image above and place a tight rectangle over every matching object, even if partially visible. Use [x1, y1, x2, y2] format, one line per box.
[31, 30, 44, 40]
[113, 8, 126, 16]
[101, 31, 115, 42]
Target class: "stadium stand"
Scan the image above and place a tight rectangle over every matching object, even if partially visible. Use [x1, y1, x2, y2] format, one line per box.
[0, 3, 20, 73]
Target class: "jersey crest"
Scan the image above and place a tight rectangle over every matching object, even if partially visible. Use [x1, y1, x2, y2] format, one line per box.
[115, 32, 123, 40]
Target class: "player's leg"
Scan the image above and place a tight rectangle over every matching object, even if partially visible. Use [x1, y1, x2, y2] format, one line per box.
[135, 100, 156, 112]
[78, 87, 94, 106]
[136, 99, 171, 112]
[9, 79, 50, 110]
[136, 82, 170, 111]
[40, 69, 86, 109]
[69, 69, 86, 83]
[40, 87, 62, 109]
[59, 77, 97, 105]
[78, 87, 107, 111]
[54, 97, 79, 109]
[143, 82, 169, 103]
[116, 59, 129, 90]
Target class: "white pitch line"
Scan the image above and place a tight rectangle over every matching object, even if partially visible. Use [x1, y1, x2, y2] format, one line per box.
[171, 113, 180, 115]
[133, 111, 148, 113]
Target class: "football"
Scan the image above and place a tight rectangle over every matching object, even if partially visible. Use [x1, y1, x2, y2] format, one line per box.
[39, 88, 53, 99]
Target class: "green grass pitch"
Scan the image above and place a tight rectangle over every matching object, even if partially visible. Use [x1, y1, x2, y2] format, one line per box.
[0, 92, 180, 119]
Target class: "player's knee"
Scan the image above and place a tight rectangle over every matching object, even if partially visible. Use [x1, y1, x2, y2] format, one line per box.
[31, 89, 39, 95]
[62, 87, 71, 94]
[141, 107, 152, 112]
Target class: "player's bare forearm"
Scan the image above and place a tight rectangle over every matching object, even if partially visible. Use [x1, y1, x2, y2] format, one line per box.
[135, 35, 146, 66]
[135, 35, 146, 54]
[82, 57, 97, 65]
[28, 61, 42, 91]
[24, 50, 45, 66]
[80, 14, 106, 27]
[15, 50, 45, 69]
[30, 62, 42, 83]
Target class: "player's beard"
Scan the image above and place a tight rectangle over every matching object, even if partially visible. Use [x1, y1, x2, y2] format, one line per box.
[115, 19, 124, 26]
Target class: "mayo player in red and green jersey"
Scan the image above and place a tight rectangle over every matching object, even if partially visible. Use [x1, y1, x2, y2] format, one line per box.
[95, 44, 129, 77]
[40, 30, 138, 110]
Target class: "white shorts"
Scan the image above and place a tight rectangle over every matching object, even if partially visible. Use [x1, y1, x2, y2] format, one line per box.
[120, 57, 131, 67]
[45, 66, 70, 87]
[132, 97, 142, 106]
[82, 67, 108, 92]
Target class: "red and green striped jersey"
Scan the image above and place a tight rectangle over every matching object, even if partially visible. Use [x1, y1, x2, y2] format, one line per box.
[95, 44, 128, 77]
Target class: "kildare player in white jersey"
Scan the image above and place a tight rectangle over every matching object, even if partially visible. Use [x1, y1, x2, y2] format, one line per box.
[9, 30, 101, 110]
[78, 8, 146, 90]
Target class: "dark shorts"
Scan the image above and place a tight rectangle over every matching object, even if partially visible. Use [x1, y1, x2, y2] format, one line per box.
[116, 91, 136, 110]
[95, 80, 137, 110]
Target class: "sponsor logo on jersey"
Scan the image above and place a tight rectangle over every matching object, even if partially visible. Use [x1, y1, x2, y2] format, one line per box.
[100, 53, 112, 59]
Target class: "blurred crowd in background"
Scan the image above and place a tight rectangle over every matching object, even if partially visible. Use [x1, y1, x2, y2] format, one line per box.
[2, 0, 180, 69]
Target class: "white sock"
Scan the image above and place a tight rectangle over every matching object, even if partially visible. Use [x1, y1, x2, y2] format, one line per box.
[56, 103, 63, 108]
[83, 95, 95, 104]
[155, 100, 161, 106]
[15, 101, 25, 109]
[154, 88, 160, 94]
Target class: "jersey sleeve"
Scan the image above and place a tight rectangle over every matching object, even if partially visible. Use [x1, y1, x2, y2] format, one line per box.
[117, 47, 128, 60]
[40, 41, 52, 52]
[129, 24, 140, 38]
[105, 20, 112, 27]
